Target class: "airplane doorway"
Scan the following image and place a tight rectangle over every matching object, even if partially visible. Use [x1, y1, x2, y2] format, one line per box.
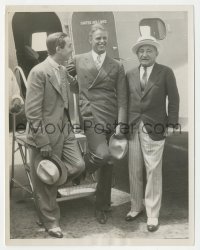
[12, 12, 62, 79]
[71, 12, 120, 59]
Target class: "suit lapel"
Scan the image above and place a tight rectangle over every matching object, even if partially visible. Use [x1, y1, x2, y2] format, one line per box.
[142, 63, 161, 98]
[44, 59, 62, 97]
[83, 52, 99, 79]
[89, 55, 114, 89]
[133, 66, 142, 97]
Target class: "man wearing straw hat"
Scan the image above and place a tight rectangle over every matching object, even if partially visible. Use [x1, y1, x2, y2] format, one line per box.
[126, 35, 179, 231]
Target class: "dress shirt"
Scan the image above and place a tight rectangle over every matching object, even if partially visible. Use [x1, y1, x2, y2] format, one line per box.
[92, 50, 106, 69]
[140, 64, 155, 83]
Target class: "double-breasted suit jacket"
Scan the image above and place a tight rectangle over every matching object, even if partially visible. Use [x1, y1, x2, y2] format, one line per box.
[69, 51, 127, 129]
[68, 51, 127, 211]
[126, 63, 179, 140]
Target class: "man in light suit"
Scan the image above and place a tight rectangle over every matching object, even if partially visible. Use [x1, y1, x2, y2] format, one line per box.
[68, 24, 127, 224]
[25, 32, 85, 238]
[126, 36, 179, 232]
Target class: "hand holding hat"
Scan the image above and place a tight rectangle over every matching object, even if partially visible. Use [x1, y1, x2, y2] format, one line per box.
[109, 133, 128, 160]
[35, 154, 68, 186]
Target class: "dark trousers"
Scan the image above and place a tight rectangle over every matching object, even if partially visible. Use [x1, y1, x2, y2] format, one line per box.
[84, 122, 113, 210]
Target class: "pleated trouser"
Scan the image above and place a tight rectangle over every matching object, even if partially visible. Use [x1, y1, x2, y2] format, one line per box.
[128, 121, 165, 218]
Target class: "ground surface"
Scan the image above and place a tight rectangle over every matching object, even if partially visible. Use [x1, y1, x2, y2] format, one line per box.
[8, 133, 189, 242]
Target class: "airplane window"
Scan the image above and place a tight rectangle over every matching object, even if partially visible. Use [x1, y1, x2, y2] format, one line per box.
[32, 32, 47, 51]
[139, 18, 166, 40]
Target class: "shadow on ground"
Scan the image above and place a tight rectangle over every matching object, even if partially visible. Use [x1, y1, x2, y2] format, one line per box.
[9, 132, 189, 240]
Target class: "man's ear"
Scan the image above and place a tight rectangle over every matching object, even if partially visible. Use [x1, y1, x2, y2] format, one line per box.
[56, 46, 60, 53]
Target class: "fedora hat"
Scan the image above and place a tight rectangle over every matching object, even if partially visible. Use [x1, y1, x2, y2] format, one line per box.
[35, 154, 68, 186]
[109, 134, 128, 160]
[132, 35, 160, 54]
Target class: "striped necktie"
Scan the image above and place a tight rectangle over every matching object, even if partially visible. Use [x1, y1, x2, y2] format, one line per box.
[140, 67, 147, 92]
[95, 54, 102, 70]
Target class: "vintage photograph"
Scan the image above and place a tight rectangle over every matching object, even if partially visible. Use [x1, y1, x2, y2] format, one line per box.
[5, 5, 194, 245]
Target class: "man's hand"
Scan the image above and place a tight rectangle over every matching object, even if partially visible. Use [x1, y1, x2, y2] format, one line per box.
[40, 144, 52, 158]
[115, 124, 126, 139]
[10, 98, 23, 114]
[164, 127, 175, 137]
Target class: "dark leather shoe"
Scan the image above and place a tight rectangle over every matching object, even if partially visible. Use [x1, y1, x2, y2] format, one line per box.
[95, 210, 107, 224]
[47, 228, 63, 238]
[125, 210, 143, 222]
[72, 170, 87, 186]
[147, 223, 159, 232]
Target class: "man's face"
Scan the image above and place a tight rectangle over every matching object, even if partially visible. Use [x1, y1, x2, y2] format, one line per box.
[89, 29, 108, 54]
[137, 45, 158, 67]
[58, 36, 73, 61]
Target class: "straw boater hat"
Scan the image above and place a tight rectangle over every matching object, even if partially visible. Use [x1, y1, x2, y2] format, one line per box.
[35, 154, 68, 186]
[109, 134, 128, 160]
[132, 35, 160, 54]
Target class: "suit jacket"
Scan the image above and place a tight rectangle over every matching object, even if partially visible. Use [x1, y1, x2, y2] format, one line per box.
[126, 63, 179, 141]
[25, 58, 72, 152]
[68, 51, 127, 130]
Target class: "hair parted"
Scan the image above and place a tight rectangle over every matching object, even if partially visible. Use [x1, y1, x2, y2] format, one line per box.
[46, 32, 68, 55]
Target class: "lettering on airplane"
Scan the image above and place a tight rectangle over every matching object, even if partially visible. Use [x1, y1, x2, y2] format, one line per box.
[80, 19, 107, 25]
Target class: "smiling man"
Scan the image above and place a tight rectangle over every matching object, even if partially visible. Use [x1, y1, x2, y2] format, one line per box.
[126, 36, 179, 232]
[25, 32, 85, 238]
[68, 23, 127, 224]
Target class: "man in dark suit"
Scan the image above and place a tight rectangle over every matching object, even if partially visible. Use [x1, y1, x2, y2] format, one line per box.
[68, 24, 127, 224]
[126, 36, 179, 232]
[25, 32, 85, 238]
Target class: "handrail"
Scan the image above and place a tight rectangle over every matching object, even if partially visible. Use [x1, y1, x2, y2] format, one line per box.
[14, 66, 28, 89]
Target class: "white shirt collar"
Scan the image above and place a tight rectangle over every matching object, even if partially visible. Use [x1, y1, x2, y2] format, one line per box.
[140, 64, 155, 72]
[92, 50, 106, 62]
[140, 64, 155, 82]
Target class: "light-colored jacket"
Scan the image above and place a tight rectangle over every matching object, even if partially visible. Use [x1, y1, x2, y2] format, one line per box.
[25, 58, 73, 153]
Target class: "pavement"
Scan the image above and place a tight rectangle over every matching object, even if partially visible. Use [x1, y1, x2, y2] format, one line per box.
[7, 132, 189, 242]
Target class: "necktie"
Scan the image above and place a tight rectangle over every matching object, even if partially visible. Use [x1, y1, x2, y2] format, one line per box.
[140, 67, 147, 92]
[58, 65, 68, 109]
[95, 54, 102, 70]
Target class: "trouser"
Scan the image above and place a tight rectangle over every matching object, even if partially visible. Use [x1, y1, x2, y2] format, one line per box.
[29, 130, 85, 230]
[84, 121, 113, 211]
[128, 122, 165, 218]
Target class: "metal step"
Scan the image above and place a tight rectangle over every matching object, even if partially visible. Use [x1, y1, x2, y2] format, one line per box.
[57, 183, 97, 202]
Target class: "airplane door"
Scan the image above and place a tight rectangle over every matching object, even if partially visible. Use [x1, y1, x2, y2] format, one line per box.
[71, 12, 119, 59]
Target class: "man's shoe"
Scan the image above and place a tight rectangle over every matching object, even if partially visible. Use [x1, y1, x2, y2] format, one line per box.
[95, 210, 107, 224]
[125, 210, 143, 222]
[147, 224, 159, 232]
[147, 218, 159, 232]
[47, 227, 63, 238]
[72, 170, 87, 186]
